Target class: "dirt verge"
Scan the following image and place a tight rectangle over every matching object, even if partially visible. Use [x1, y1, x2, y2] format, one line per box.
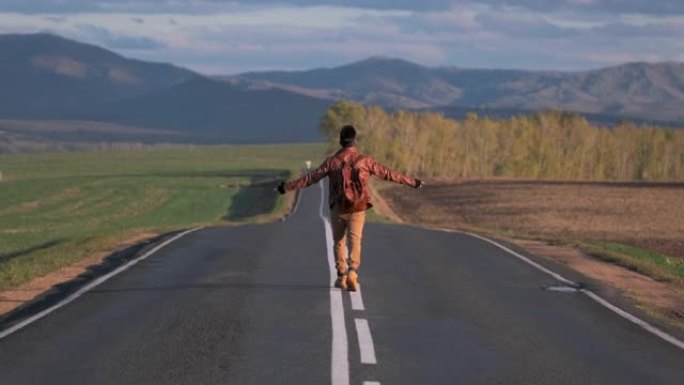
[515, 239, 684, 327]
[0, 232, 160, 318]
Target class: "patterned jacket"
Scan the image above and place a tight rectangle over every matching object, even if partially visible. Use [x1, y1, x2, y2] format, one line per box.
[285, 146, 417, 213]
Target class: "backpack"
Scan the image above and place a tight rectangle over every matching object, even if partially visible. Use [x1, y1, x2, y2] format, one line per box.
[338, 155, 366, 212]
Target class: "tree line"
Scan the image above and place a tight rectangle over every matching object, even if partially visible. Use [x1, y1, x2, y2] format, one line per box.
[319, 101, 684, 181]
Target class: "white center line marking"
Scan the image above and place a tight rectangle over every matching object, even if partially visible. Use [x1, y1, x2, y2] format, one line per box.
[0, 227, 201, 341]
[319, 183, 350, 385]
[349, 284, 365, 311]
[355, 318, 378, 364]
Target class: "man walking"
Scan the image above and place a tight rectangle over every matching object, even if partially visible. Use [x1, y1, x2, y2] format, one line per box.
[277, 125, 423, 291]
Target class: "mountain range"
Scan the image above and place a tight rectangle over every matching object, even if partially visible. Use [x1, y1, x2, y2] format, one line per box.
[0, 33, 330, 147]
[230, 56, 684, 123]
[1, 33, 683, 151]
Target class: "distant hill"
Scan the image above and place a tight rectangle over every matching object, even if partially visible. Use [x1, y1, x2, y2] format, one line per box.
[0, 33, 329, 145]
[2, 33, 682, 152]
[0, 33, 196, 118]
[92, 76, 331, 143]
[231, 57, 684, 124]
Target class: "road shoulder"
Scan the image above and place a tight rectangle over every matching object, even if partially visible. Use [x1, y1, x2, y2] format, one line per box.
[0, 232, 161, 318]
[371, 186, 684, 333]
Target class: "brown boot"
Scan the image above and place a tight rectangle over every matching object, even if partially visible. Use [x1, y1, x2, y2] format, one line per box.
[335, 274, 348, 290]
[346, 269, 358, 292]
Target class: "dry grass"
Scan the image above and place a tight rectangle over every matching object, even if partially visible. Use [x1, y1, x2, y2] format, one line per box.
[383, 180, 684, 261]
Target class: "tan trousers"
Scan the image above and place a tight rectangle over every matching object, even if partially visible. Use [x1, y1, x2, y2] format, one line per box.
[331, 207, 366, 276]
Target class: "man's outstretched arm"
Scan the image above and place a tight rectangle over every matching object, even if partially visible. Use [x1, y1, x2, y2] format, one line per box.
[277, 161, 330, 194]
[368, 157, 424, 188]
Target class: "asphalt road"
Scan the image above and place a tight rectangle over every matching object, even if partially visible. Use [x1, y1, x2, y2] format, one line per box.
[1, 183, 683, 384]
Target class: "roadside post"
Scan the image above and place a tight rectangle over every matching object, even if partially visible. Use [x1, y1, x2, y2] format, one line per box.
[305, 160, 312, 170]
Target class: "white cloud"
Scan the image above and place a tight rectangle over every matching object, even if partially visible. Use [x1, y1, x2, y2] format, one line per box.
[0, 2, 682, 74]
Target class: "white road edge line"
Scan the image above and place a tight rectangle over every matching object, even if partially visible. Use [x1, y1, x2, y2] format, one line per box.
[0, 227, 202, 341]
[466, 231, 576, 286]
[363, 381, 381, 385]
[319, 183, 350, 385]
[350, 284, 365, 311]
[355, 318, 378, 364]
[456, 229, 684, 351]
[580, 289, 684, 350]
[291, 190, 302, 216]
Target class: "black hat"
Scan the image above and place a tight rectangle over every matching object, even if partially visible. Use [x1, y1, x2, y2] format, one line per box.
[339, 125, 356, 147]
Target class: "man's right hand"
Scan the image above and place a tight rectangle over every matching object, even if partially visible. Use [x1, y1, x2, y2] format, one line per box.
[276, 181, 286, 195]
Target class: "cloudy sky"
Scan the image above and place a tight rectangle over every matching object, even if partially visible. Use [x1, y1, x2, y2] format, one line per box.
[1, 0, 682, 74]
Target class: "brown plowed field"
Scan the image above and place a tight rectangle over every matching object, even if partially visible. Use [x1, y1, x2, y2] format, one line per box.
[382, 180, 684, 261]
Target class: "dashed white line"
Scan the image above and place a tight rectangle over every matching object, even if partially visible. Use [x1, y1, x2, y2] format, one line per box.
[319, 183, 350, 385]
[355, 318, 378, 365]
[457, 229, 684, 352]
[0, 227, 201, 341]
[350, 284, 365, 311]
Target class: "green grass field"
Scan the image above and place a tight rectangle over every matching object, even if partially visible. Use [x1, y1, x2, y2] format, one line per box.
[578, 241, 684, 285]
[0, 144, 325, 291]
